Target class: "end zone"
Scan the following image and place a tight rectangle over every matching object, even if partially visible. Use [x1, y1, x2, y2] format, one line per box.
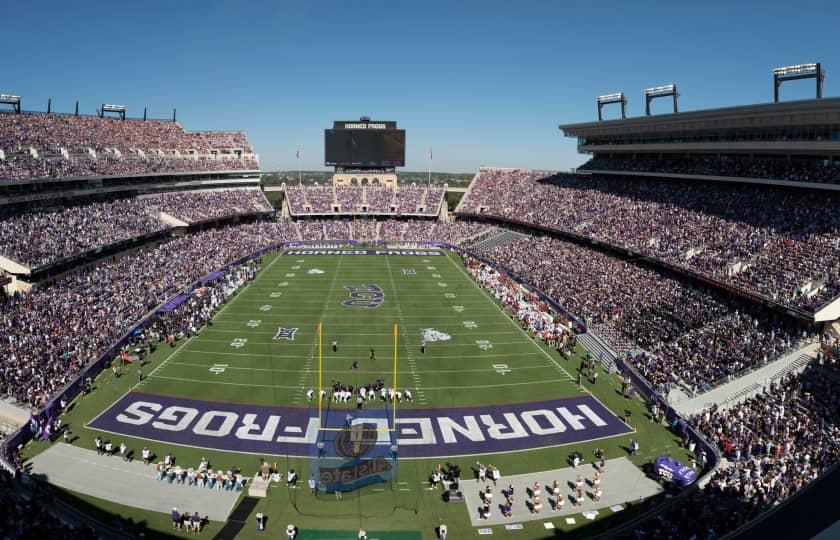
[88, 391, 632, 459]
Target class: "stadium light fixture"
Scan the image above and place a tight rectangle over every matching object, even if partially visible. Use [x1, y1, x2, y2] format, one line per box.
[773, 62, 824, 102]
[0, 93, 21, 113]
[773, 63, 819, 77]
[100, 103, 127, 120]
[644, 84, 679, 115]
[596, 92, 627, 120]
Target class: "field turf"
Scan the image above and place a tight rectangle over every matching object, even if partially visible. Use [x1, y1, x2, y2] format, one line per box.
[26, 249, 693, 540]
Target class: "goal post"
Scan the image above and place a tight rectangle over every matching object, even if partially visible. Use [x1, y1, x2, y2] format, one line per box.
[316, 323, 399, 433]
[311, 323, 400, 493]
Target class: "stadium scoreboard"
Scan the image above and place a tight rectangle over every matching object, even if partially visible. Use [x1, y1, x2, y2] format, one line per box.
[325, 119, 405, 168]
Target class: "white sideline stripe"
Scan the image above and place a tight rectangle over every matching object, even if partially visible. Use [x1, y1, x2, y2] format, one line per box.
[146, 373, 571, 391]
[444, 252, 576, 384]
[445, 252, 621, 415]
[145, 253, 286, 380]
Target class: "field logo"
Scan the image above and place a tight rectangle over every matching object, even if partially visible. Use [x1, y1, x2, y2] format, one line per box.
[308, 268, 325, 275]
[422, 328, 451, 342]
[342, 285, 385, 309]
[403, 268, 415, 275]
[273, 327, 298, 341]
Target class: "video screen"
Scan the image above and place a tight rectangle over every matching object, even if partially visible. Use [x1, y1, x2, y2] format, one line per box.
[325, 129, 405, 167]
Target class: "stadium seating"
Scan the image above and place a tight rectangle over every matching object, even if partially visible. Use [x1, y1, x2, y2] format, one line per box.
[0, 189, 272, 269]
[284, 185, 444, 216]
[0, 112, 258, 181]
[471, 232, 806, 393]
[458, 168, 840, 312]
[0, 219, 298, 408]
[581, 155, 840, 184]
[623, 363, 839, 539]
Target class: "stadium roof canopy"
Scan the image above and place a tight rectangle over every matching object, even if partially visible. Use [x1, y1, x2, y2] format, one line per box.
[559, 97, 840, 138]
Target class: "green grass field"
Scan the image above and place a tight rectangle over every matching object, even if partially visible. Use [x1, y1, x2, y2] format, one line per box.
[26, 248, 692, 540]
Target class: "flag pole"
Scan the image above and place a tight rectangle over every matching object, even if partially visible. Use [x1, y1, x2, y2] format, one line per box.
[427, 147, 432, 187]
[297, 145, 302, 185]
[393, 323, 398, 422]
[318, 322, 322, 427]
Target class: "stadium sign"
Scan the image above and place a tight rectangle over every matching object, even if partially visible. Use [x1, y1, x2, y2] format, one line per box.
[89, 392, 632, 458]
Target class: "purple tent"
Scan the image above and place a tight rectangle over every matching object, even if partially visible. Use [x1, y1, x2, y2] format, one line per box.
[654, 455, 697, 488]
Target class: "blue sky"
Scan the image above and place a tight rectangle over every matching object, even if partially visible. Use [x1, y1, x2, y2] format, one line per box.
[3, 0, 838, 172]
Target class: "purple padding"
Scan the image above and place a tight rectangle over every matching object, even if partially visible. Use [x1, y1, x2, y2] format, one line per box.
[159, 293, 189, 313]
[89, 392, 631, 459]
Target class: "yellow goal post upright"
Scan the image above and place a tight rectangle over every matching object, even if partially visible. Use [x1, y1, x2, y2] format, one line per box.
[316, 322, 399, 433]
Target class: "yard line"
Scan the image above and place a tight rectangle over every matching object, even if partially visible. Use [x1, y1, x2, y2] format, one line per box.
[167, 360, 559, 375]
[189, 337, 534, 347]
[179, 348, 545, 360]
[200, 327, 524, 336]
[384, 255, 426, 402]
[145, 374, 571, 391]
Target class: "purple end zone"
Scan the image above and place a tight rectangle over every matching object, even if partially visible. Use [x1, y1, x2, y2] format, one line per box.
[89, 391, 631, 459]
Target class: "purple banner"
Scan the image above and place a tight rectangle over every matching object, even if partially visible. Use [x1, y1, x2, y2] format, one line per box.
[88, 391, 631, 459]
[159, 293, 190, 313]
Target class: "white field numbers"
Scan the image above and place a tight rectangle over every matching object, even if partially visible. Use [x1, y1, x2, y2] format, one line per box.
[476, 340, 492, 350]
[209, 364, 228, 375]
[246, 320, 261, 328]
[230, 338, 248, 349]
[492, 363, 511, 375]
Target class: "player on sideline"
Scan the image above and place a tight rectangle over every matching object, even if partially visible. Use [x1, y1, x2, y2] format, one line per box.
[331, 340, 338, 353]
[306, 389, 314, 402]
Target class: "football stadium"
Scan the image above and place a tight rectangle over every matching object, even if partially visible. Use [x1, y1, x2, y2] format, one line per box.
[2, 3, 840, 540]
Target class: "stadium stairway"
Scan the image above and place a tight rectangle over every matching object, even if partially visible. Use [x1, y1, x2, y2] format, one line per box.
[468, 229, 527, 251]
[577, 331, 618, 373]
[671, 341, 819, 416]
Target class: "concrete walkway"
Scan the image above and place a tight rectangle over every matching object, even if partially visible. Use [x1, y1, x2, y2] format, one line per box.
[28, 443, 240, 521]
[460, 457, 662, 527]
[672, 342, 818, 416]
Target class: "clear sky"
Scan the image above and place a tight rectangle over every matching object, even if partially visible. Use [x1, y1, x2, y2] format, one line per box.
[3, 0, 838, 172]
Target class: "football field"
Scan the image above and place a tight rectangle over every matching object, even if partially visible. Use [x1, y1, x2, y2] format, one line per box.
[29, 247, 692, 539]
[138, 249, 584, 409]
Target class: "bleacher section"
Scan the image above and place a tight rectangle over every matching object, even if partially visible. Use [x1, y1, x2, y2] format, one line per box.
[0, 112, 259, 181]
[458, 167, 840, 314]
[285, 184, 444, 217]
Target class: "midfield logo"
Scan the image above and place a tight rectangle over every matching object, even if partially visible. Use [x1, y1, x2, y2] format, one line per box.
[273, 327, 298, 340]
[421, 328, 452, 342]
[341, 284, 385, 309]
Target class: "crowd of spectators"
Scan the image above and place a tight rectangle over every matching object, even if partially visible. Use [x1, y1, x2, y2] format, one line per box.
[472, 232, 806, 392]
[581, 155, 840, 184]
[627, 364, 839, 539]
[0, 189, 272, 268]
[151, 262, 259, 341]
[458, 168, 840, 312]
[0, 468, 98, 539]
[284, 184, 444, 216]
[0, 220, 298, 408]
[0, 155, 258, 181]
[0, 111, 258, 180]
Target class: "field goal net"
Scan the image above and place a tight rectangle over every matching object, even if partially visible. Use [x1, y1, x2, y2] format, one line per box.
[311, 323, 399, 493]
